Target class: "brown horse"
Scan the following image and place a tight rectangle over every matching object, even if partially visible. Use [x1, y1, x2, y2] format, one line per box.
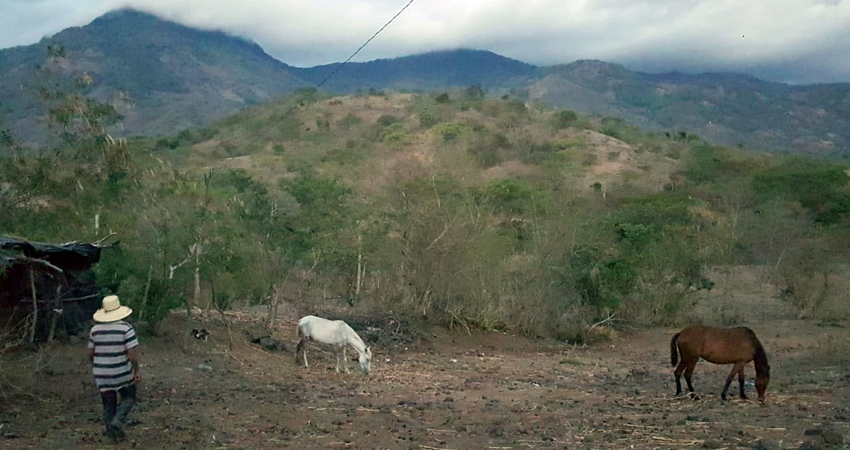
[670, 326, 770, 402]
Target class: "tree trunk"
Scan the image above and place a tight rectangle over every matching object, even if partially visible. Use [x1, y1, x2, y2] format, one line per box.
[139, 265, 153, 323]
[193, 244, 202, 307]
[182, 298, 193, 350]
[354, 235, 362, 305]
[211, 279, 234, 351]
[268, 284, 281, 334]
[267, 268, 293, 333]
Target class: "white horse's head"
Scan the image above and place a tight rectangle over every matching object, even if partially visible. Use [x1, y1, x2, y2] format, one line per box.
[359, 347, 372, 374]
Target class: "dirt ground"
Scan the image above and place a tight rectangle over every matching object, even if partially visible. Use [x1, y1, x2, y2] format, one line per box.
[1, 313, 849, 450]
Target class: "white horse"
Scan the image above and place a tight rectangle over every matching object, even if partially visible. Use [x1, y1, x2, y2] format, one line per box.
[295, 315, 372, 374]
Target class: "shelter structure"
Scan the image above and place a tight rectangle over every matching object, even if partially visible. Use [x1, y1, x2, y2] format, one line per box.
[0, 235, 113, 342]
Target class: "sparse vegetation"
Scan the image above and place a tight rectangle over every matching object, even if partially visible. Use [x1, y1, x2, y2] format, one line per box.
[3, 80, 850, 344]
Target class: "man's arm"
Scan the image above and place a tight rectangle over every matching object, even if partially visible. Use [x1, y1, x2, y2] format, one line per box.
[88, 347, 95, 362]
[127, 347, 141, 382]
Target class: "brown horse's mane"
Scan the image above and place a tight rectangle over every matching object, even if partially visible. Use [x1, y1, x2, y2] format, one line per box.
[745, 328, 770, 378]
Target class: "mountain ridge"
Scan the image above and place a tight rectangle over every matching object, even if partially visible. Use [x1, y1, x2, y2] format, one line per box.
[2, 8, 849, 156]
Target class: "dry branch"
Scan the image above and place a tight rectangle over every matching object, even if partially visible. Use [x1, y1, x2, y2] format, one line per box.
[15, 256, 64, 273]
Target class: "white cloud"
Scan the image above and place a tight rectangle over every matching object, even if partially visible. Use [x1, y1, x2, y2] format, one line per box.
[1, 0, 849, 83]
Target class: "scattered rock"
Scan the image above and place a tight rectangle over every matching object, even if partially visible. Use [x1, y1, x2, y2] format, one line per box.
[703, 439, 724, 448]
[748, 439, 779, 450]
[191, 328, 209, 341]
[488, 425, 505, 438]
[251, 336, 286, 352]
[196, 364, 213, 372]
[799, 442, 823, 450]
[822, 430, 844, 445]
[805, 425, 844, 445]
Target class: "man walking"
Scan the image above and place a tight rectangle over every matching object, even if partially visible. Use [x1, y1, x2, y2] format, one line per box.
[88, 295, 140, 442]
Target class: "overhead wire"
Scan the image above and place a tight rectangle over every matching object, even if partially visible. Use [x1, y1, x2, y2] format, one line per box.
[316, 0, 417, 89]
[240, 0, 417, 148]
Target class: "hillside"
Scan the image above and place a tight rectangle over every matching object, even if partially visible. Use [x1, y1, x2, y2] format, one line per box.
[2, 9, 850, 157]
[0, 9, 307, 144]
[530, 61, 850, 156]
[4, 89, 850, 340]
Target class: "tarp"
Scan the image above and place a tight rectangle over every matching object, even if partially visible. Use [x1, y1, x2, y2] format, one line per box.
[0, 236, 102, 271]
[0, 235, 106, 340]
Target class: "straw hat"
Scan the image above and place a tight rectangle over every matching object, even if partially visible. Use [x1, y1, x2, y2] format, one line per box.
[93, 295, 133, 323]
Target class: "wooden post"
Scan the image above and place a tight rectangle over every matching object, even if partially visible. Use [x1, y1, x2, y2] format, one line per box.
[28, 267, 37, 343]
[47, 286, 62, 343]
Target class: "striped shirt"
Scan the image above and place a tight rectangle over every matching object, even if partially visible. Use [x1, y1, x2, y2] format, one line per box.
[88, 321, 139, 392]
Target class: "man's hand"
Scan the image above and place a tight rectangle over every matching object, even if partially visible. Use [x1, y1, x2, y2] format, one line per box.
[127, 347, 140, 383]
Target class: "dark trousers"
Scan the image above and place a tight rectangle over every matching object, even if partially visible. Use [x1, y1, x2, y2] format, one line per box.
[100, 384, 136, 429]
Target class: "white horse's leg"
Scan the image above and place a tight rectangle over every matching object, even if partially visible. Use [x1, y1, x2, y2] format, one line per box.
[335, 347, 341, 372]
[303, 346, 309, 368]
[343, 346, 350, 374]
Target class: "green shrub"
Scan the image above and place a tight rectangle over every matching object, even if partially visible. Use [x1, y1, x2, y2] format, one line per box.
[383, 132, 408, 145]
[434, 122, 470, 142]
[477, 179, 540, 215]
[753, 156, 850, 223]
[377, 114, 401, 127]
[552, 110, 578, 129]
[419, 111, 439, 129]
[467, 133, 511, 168]
[337, 113, 362, 130]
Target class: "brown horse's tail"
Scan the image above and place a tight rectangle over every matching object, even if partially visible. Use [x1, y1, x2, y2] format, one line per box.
[670, 332, 681, 367]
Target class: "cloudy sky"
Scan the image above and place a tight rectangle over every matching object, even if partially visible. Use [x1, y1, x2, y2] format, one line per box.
[1, 0, 849, 84]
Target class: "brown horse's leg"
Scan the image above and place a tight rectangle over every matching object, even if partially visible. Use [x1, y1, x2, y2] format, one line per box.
[737, 364, 748, 400]
[684, 360, 697, 394]
[721, 362, 744, 400]
[674, 359, 688, 396]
